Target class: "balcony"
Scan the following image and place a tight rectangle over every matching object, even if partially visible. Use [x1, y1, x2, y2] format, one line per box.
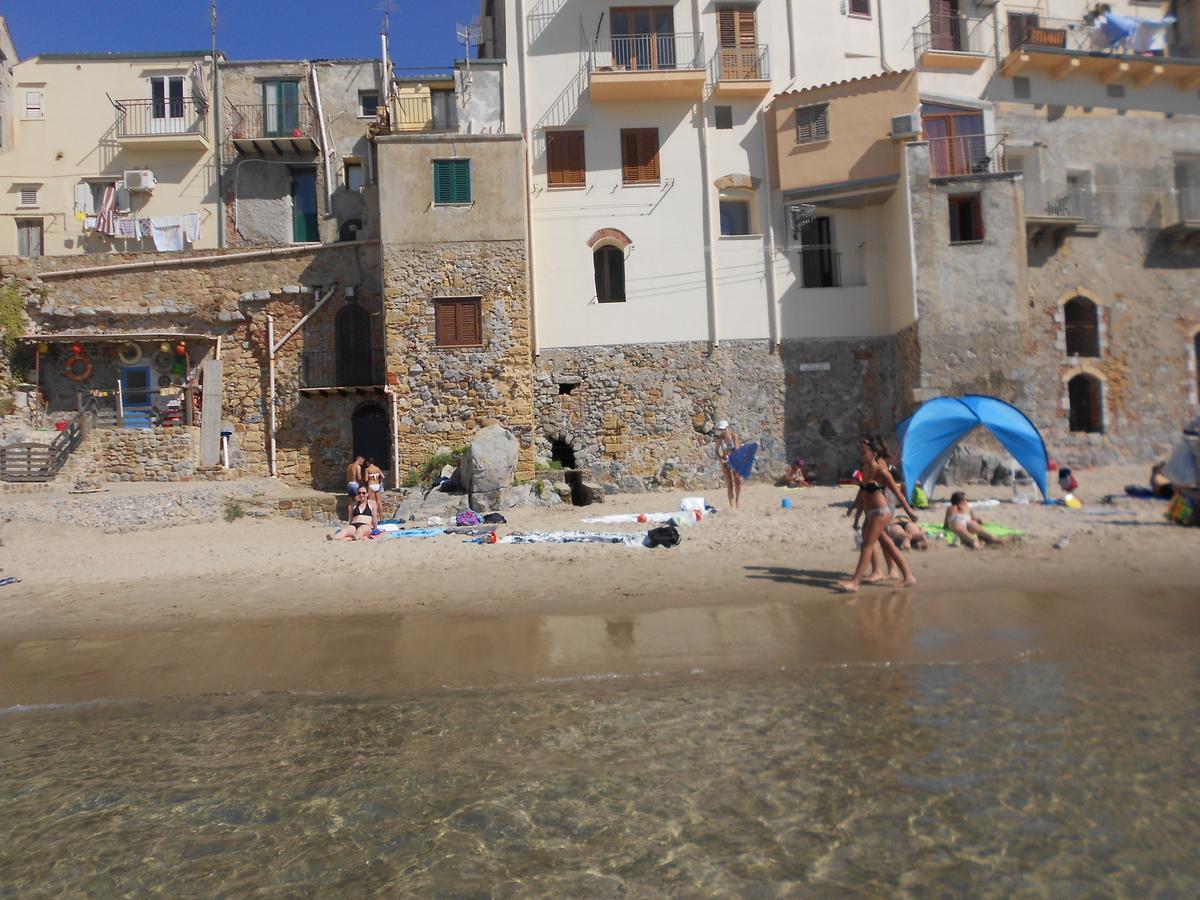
[913, 12, 991, 71]
[114, 98, 209, 149]
[299, 349, 386, 393]
[711, 45, 770, 97]
[228, 102, 320, 157]
[1163, 186, 1200, 234]
[926, 133, 1009, 179]
[1023, 181, 1096, 241]
[1000, 14, 1200, 90]
[371, 93, 459, 136]
[589, 33, 706, 101]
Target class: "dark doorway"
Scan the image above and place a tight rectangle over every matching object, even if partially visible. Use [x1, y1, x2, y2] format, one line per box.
[335, 304, 373, 386]
[291, 168, 319, 242]
[352, 402, 390, 473]
[550, 437, 577, 469]
[1063, 297, 1099, 357]
[1067, 374, 1103, 433]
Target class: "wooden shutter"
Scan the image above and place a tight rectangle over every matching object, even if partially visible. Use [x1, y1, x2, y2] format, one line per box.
[547, 131, 585, 187]
[621, 130, 641, 183]
[717, 6, 756, 48]
[435, 298, 483, 346]
[797, 106, 828, 144]
[434, 161, 453, 204]
[638, 129, 659, 182]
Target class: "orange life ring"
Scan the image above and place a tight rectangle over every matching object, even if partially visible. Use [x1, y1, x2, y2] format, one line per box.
[64, 353, 93, 382]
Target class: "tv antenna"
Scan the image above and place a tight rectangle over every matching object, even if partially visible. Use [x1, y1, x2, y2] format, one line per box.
[376, 0, 399, 35]
[376, 0, 399, 98]
[457, 16, 482, 73]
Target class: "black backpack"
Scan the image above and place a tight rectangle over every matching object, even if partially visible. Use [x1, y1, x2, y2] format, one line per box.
[645, 525, 681, 548]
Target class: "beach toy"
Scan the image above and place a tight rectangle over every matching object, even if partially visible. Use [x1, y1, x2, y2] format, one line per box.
[637, 514, 648, 523]
[781, 497, 792, 509]
[1063, 493, 1083, 509]
[693, 509, 702, 521]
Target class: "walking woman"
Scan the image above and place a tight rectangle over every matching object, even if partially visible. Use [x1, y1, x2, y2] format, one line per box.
[714, 420, 742, 509]
[837, 436, 917, 592]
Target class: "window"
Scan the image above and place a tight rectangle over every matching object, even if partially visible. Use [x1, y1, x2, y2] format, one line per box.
[546, 130, 586, 188]
[948, 194, 984, 243]
[433, 159, 472, 204]
[335, 304, 374, 386]
[359, 91, 379, 118]
[714, 106, 733, 130]
[1064, 297, 1100, 357]
[345, 159, 364, 191]
[23, 89, 43, 120]
[719, 197, 752, 236]
[16, 219, 43, 258]
[716, 6, 760, 79]
[795, 104, 829, 145]
[434, 297, 483, 347]
[620, 128, 660, 185]
[150, 75, 185, 121]
[1013, 76, 1032, 99]
[594, 245, 626, 302]
[798, 216, 838, 288]
[922, 103, 985, 176]
[263, 80, 301, 136]
[431, 90, 458, 131]
[291, 169, 319, 242]
[1068, 374, 1103, 433]
[17, 185, 39, 208]
[848, 0, 871, 17]
[610, 7, 675, 70]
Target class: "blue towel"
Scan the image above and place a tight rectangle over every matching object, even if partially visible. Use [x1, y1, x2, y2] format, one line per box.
[727, 442, 758, 478]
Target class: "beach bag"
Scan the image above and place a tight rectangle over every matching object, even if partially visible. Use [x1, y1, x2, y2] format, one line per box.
[482, 512, 507, 524]
[912, 485, 929, 509]
[1166, 491, 1200, 527]
[455, 510, 481, 526]
[645, 525, 681, 548]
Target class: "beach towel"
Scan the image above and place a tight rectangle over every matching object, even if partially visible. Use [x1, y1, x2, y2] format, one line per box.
[499, 530, 647, 548]
[0, 577, 20, 587]
[581, 512, 676, 524]
[727, 442, 757, 478]
[920, 522, 1024, 546]
[390, 527, 443, 538]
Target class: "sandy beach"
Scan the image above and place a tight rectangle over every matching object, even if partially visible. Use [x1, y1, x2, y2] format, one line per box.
[0, 464, 1195, 644]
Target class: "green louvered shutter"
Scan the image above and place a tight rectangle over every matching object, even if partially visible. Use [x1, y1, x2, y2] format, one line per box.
[434, 159, 471, 204]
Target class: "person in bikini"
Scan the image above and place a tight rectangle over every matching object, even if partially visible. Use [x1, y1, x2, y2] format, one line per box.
[837, 436, 917, 593]
[944, 492, 1005, 549]
[714, 420, 742, 509]
[363, 457, 386, 516]
[329, 487, 378, 541]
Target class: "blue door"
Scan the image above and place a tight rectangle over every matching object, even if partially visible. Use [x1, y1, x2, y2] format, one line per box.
[119, 366, 154, 429]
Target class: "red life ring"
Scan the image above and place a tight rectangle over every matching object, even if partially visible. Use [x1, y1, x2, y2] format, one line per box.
[64, 353, 94, 382]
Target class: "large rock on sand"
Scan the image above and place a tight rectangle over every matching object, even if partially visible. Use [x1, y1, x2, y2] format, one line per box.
[462, 424, 519, 512]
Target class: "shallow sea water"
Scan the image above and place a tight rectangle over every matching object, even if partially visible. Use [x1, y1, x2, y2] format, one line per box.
[2, 643, 1199, 894]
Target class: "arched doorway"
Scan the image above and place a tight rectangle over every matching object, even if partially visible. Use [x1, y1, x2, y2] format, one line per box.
[1064, 297, 1099, 357]
[352, 402, 390, 473]
[335, 304, 372, 387]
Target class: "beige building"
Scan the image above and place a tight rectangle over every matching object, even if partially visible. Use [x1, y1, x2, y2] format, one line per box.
[1, 50, 219, 258]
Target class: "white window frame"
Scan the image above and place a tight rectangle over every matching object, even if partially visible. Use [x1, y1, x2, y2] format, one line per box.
[344, 158, 364, 191]
[358, 91, 380, 119]
[718, 191, 758, 237]
[17, 184, 40, 209]
[22, 89, 44, 120]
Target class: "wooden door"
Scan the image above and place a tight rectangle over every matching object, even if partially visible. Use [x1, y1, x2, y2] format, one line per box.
[717, 6, 759, 79]
[930, 0, 960, 51]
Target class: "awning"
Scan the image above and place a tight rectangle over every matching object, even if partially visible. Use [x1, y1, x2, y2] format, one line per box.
[21, 333, 215, 343]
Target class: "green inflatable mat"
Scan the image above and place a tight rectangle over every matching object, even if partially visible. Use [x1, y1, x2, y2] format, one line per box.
[920, 522, 1025, 546]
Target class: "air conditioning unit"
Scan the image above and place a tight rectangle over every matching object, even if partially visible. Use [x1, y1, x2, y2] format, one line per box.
[890, 114, 920, 140]
[123, 170, 157, 192]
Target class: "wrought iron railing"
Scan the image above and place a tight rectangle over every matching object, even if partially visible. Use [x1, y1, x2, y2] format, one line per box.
[797, 246, 842, 289]
[592, 32, 706, 72]
[1025, 181, 1094, 221]
[1003, 9, 1197, 59]
[301, 349, 386, 389]
[913, 12, 990, 60]
[228, 101, 318, 141]
[115, 98, 208, 139]
[711, 44, 769, 81]
[926, 133, 1008, 178]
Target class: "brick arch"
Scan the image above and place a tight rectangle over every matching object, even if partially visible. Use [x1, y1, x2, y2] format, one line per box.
[586, 228, 633, 249]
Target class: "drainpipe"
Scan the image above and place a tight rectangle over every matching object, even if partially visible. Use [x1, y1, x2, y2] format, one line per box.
[877, 0, 894, 73]
[385, 386, 400, 488]
[784, 0, 797, 80]
[267, 313, 277, 477]
[515, 0, 539, 355]
[212, 46, 225, 247]
[693, 0, 719, 349]
[758, 107, 781, 351]
[309, 63, 335, 211]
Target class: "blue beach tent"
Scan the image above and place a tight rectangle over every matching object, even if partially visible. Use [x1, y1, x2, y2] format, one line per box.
[894, 395, 1050, 503]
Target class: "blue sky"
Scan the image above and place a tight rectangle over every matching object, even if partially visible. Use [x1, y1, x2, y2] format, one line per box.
[3, 0, 483, 68]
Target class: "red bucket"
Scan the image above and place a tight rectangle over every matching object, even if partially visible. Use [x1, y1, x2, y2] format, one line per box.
[54, 420, 68, 432]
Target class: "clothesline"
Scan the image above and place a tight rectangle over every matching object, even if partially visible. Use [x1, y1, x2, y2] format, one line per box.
[84, 212, 202, 251]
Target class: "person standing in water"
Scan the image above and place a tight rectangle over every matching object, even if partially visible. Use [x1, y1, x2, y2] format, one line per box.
[837, 436, 917, 592]
[714, 420, 742, 509]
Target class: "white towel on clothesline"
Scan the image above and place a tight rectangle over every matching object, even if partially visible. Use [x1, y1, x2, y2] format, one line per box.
[151, 216, 184, 252]
[182, 212, 201, 243]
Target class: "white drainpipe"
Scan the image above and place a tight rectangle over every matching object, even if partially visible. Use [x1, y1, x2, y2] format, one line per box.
[758, 107, 781, 350]
[692, 0, 719, 349]
[385, 386, 400, 488]
[267, 313, 277, 477]
[514, 0, 539, 355]
[309, 63, 335, 210]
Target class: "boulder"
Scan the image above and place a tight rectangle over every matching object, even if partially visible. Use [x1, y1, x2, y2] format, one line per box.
[462, 424, 519, 512]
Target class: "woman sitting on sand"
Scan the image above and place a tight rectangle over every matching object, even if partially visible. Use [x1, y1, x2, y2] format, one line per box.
[1150, 462, 1175, 499]
[885, 479, 927, 551]
[837, 436, 917, 593]
[943, 492, 1004, 549]
[329, 488, 378, 541]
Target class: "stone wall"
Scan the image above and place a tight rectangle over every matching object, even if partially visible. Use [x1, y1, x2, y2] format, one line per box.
[534, 335, 916, 490]
[382, 241, 536, 481]
[90, 426, 200, 482]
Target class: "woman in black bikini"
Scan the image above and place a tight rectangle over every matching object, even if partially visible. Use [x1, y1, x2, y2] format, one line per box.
[329, 488, 378, 541]
[837, 436, 917, 593]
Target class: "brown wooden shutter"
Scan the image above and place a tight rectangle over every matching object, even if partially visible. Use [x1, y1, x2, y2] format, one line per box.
[547, 132, 566, 187]
[567, 132, 585, 185]
[737, 8, 756, 46]
[435, 300, 456, 346]
[548, 131, 585, 187]
[621, 130, 641, 183]
[718, 8, 736, 47]
[460, 300, 482, 345]
[638, 129, 659, 182]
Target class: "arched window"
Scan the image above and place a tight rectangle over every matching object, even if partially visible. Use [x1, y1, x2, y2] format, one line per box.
[1068, 373, 1103, 433]
[594, 245, 626, 303]
[335, 304, 373, 386]
[1064, 297, 1099, 357]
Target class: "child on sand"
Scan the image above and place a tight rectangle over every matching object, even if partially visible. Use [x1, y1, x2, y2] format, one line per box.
[944, 491, 1005, 549]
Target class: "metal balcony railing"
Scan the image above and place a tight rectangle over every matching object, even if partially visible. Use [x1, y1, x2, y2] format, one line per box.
[593, 32, 706, 72]
[301, 349, 386, 389]
[797, 246, 842, 289]
[228, 101, 318, 141]
[114, 98, 208, 139]
[1025, 181, 1094, 221]
[913, 12, 990, 60]
[711, 44, 769, 81]
[926, 133, 1008, 178]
